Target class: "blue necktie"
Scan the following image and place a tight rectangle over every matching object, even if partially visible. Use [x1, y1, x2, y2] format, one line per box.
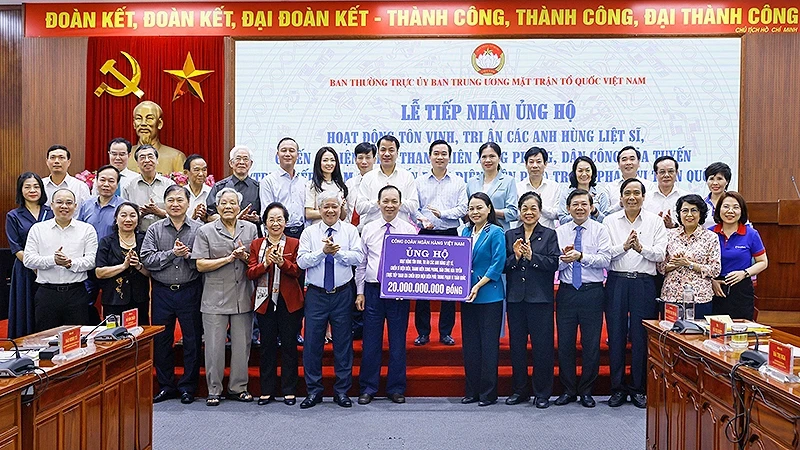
[324, 227, 335, 291]
[377, 222, 392, 283]
[572, 225, 584, 289]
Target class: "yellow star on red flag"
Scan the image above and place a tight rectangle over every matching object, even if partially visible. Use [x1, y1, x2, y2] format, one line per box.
[163, 52, 214, 102]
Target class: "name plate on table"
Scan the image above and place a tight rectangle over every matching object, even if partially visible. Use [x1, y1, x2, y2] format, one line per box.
[710, 319, 727, 343]
[122, 308, 138, 329]
[664, 303, 679, 323]
[59, 326, 81, 355]
[769, 340, 794, 375]
[380, 235, 471, 301]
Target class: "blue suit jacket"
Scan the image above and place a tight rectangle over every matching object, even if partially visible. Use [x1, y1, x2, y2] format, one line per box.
[466, 173, 519, 231]
[462, 223, 506, 304]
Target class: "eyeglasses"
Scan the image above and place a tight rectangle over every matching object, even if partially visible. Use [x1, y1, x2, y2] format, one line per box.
[53, 200, 75, 206]
[657, 169, 676, 176]
[720, 204, 741, 211]
[679, 208, 700, 215]
[232, 156, 251, 163]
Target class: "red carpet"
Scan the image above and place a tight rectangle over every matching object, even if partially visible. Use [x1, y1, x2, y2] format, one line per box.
[0, 312, 628, 397]
[166, 311, 629, 398]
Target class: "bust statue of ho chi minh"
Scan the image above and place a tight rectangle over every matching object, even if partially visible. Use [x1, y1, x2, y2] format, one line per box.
[127, 100, 186, 175]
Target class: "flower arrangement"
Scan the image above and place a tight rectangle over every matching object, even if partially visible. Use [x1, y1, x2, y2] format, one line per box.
[168, 172, 189, 186]
[75, 170, 96, 190]
[168, 172, 216, 187]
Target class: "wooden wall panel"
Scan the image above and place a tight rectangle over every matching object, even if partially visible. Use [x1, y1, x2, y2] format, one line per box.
[0, 8, 23, 248]
[223, 36, 234, 178]
[21, 37, 87, 182]
[739, 34, 800, 202]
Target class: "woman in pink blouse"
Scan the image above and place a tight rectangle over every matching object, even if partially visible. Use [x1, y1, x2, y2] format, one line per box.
[657, 194, 721, 319]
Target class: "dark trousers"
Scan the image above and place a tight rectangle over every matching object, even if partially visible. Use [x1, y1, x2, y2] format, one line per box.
[507, 302, 554, 399]
[712, 277, 755, 320]
[460, 301, 503, 402]
[304, 284, 354, 396]
[605, 275, 657, 394]
[360, 282, 410, 396]
[151, 281, 203, 395]
[104, 302, 151, 326]
[34, 283, 90, 332]
[415, 227, 458, 337]
[256, 296, 303, 396]
[556, 283, 603, 396]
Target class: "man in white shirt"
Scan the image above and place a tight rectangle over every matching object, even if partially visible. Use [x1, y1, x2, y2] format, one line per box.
[356, 135, 419, 226]
[516, 146, 561, 229]
[259, 137, 306, 238]
[345, 142, 376, 229]
[297, 190, 364, 409]
[24, 188, 98, 331]
[606, 146, 655, 214]
[554, 189, 612, 409]
[183, 154, 212, 223]
[643, 156, 686, 228]
[413, 140, 467, 347]
[43, 145, 91, 207]
[356, 185, 418, 405]
[121, 145, 175, 232]
[604, 179, 667, 409]
[93, 138, 137, 196]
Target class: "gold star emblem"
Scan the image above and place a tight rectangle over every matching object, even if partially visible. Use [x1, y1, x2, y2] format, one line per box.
[163, 52, 214, 102]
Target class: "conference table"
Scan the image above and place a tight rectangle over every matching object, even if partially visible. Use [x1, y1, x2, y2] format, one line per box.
[0, 326, 162, 450]
[645, 320, 800, 450]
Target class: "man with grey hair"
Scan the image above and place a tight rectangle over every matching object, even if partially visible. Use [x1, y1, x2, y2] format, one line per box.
[193, 187, 258, 406]
[122, 145, 176, 231]
[297, 189, 364, 409]
[24, 188, 98, 331]
[206, 146, 261, 226]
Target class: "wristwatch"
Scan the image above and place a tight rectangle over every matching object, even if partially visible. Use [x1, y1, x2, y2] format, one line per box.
[744, 269, 751, 277]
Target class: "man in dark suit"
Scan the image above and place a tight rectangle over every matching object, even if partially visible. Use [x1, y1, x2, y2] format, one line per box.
[503, 191, 560, 408]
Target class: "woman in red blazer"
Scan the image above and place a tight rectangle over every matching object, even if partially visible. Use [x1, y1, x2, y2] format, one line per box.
[247, 202, 304, 406]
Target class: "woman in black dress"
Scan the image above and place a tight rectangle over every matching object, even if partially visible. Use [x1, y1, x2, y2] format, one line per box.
[95, 202, 151, 323]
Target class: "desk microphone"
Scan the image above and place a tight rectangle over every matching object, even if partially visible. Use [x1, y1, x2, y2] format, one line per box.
[0, 338, 35, 377]
[81, 317, 110, 345]
[710, 331, 767, 368]
[791, 175, 800, 199]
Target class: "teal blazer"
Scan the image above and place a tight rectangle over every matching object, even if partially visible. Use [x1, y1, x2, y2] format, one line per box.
[462, 223, 506, 304]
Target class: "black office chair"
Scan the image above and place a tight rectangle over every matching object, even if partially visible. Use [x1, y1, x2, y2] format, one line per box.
[0, 249, 12, 321]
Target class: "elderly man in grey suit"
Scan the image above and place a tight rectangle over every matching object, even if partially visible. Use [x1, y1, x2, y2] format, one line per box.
[192, 187, 258, 406]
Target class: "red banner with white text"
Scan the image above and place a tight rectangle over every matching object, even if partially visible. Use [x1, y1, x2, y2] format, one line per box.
[25, 1, 800, 37]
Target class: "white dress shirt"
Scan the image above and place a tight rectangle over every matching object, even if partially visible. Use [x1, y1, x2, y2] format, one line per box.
[259, 168, 306, 227]
[188, 183, 212, 216]
[356, 166, 419, 226]
[606, 178, 656, 214]
[555, 219, 612, 284]
[415, 171, 467, 230]
[516, 178, 562, 229]
[92, 167, 137, 195]
[23, 218, 98, 284]
[121, 174, 175, 231]
[605, 209, 668, 275]
[44, 174, 91, 208]
[356, 217, 417, 294]
[297, 220, 364, 289]
[643, 185, 687, 223]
